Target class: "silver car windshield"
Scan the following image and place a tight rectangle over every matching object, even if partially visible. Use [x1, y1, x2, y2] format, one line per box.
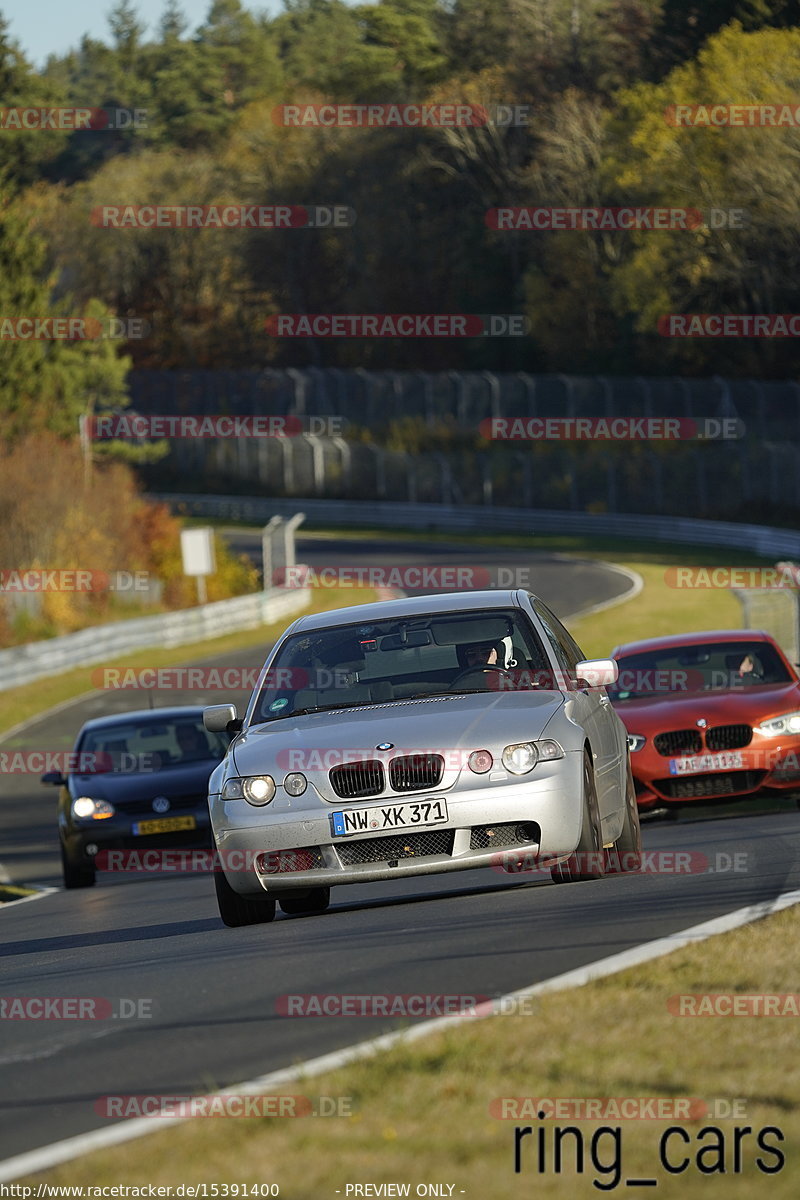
[253, 608, 554, 721]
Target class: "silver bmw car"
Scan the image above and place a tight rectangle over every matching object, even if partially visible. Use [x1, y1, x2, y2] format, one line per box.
[204, 590, 642, 926]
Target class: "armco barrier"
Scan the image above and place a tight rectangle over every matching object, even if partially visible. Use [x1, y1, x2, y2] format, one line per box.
[0, 587, 310, 692]
[150, 495, 800, 558]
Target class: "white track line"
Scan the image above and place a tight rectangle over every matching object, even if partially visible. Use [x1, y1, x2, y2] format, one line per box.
[2, 886, 799, 1182]
[0, 884, 58, 908]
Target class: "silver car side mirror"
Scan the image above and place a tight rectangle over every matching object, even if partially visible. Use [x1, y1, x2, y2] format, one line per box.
[574, 659, 619, 688]
[204, 703, 240, 733]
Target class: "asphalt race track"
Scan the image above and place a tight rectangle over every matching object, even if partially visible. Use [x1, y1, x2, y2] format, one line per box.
[2, 536, 797, 1166]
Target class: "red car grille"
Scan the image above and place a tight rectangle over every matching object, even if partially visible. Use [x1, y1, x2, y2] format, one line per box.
[654, 730, 702, 757]
[654, 771, 765, 800]
[654, 725, 753, 757]
[706, 724, 753, 750]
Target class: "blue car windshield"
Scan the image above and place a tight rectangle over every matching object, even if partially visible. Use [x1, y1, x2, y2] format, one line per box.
[77, 716, 230, 773]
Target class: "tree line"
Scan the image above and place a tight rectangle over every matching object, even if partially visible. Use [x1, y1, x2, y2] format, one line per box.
[1, 0, 800, 443]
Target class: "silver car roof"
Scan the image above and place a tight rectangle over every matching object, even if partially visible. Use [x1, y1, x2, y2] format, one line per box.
[285, 589, 528, 634]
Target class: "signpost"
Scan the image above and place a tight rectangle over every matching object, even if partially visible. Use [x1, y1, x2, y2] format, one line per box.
[180, 528, 216, 605]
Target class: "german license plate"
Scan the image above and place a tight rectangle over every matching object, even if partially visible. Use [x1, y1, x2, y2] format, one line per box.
[132, 815, 197, 836]
[330, 798, 448, 837]
[669, 752, 743, 776]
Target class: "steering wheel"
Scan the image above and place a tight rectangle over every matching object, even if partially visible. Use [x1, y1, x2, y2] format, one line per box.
[449, 664, 516, 690]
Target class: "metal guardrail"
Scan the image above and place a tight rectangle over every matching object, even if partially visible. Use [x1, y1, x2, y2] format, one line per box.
[152, 494, 800, 558]
[155, 494, 800, 655]
[0, 587, 310, 693]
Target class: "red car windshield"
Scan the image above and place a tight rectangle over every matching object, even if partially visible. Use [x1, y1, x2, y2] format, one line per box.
[611, 641, 792, 701]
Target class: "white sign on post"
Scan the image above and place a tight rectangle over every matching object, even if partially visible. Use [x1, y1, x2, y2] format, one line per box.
[180, 528, 216, 605]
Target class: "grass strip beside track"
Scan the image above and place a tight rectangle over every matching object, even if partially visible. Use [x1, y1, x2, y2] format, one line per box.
[0, 884, 36, 902]
[20, 904, 800, 1197]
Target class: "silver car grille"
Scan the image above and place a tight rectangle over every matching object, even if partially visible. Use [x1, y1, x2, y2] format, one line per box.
[336, 829, 455, 865]
[329, 761, 384, 799]
[388, 754, 444, 792]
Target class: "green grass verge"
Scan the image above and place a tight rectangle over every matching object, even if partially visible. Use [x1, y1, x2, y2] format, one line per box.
[569, 561, 743, 660]
[0, 883, 37, 902]
[20, 903, 800, 1195]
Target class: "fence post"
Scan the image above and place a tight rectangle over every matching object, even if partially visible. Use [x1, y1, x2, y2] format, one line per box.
[262, 516, 283, 589]
[283, 513, 306, 572]
[516, 372, 537, 418]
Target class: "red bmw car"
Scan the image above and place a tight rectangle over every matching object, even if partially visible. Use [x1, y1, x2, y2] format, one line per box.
[608, 629, 800, 812]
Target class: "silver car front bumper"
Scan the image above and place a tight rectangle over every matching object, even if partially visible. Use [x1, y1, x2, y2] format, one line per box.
[210, 751, 584, 895]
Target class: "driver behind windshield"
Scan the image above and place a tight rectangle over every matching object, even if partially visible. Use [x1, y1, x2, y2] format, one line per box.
[458, 640, 504, 670]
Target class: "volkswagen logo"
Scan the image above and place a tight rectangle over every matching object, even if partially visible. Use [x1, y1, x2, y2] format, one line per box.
[152, 796, 171, 814]
[376, 742, 394, 751]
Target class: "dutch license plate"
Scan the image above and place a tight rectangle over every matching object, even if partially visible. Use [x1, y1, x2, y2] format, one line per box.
[669, 752, 743, 776]
[330, 798, 448, 837]
[132, 815, 197, 836]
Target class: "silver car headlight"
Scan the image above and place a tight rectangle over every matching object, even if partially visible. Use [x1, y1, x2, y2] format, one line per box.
[627, 734, 646, 752]
[71, 796, 114, 820]
[756, 711, 800, 737]
[222, 776, 276, 806]
[503, 742, 537, 774]
[502, 740, 564, 775]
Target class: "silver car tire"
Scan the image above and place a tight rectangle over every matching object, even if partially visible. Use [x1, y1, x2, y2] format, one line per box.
[605, 758, 643, 873]
[551, 749, 606, 884]
[214, 869, 277, 927]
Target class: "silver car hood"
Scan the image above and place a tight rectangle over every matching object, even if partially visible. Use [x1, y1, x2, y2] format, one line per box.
[232, 691, 564, 799]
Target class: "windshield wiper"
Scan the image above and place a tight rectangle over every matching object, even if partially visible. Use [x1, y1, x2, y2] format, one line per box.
[445, 687, 499, 696]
